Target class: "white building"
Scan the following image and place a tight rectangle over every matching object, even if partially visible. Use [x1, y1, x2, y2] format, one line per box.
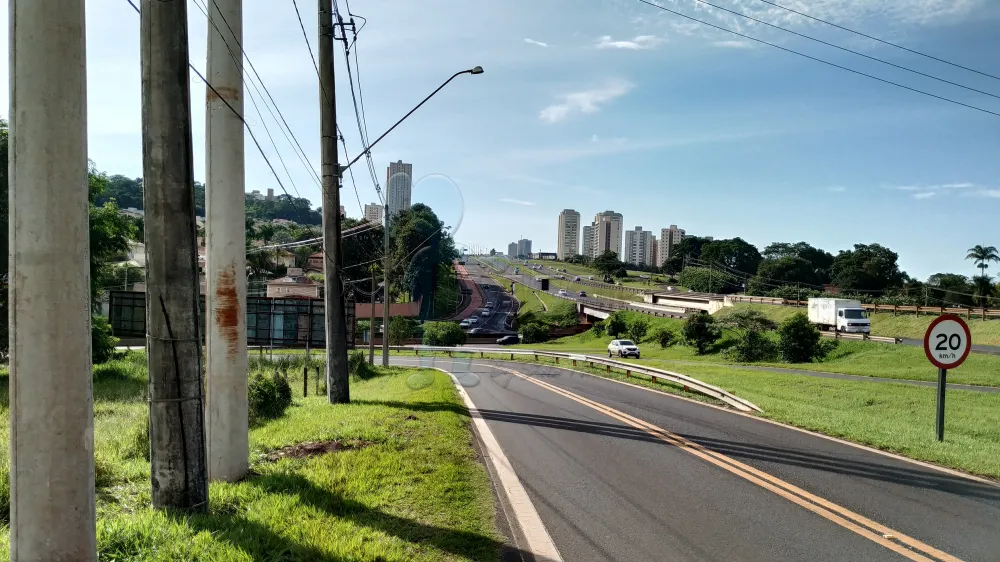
[364, 203, 384, 224]
[507, 242, 518, 258]
[624, 226, 653, 267]
[557, 209, 581, 260]
[651, 236, 658, 268]
[386, 160, 412, 216]
[658, 225, 686, 266]
[581, 224, 595, 258]
[517, 239, 532, 258]
[592, 211, 624, 258]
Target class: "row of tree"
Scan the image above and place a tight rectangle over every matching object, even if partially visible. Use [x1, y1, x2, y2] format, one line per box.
[563, 236, 1000, 308]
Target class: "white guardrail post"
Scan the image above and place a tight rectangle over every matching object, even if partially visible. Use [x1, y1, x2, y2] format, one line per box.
[390, 345, 762, 413]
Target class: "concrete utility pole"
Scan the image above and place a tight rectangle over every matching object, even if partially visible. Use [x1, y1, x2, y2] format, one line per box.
[369, 267, 377, 364]
[319, 0, 350, 402]
[8, 1, 96, 559]
[141, 0, 210, 511]
[383, 208, 391, 366]
[205, 0, 248, 482]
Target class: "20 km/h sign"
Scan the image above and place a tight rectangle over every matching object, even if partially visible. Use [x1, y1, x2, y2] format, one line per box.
[923, 315, 972, 370]
[923, 314, 972, 442]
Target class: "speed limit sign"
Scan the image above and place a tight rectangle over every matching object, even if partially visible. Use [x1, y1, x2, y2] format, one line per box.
[923, 315, 972, 442]
[924, 315, 972, 370]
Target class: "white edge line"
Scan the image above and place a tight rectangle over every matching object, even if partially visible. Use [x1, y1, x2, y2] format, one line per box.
[455, 358, 1000, 489]
[428, 366, 564, 562]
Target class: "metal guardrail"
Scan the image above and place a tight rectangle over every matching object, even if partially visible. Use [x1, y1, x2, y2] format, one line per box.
[393, 345, 762, 413]
[820, 331, 900, 344]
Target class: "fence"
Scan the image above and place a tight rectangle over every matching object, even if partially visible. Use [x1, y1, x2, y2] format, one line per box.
[109, 290, 355, 348]
[728, 295, 1000, 320]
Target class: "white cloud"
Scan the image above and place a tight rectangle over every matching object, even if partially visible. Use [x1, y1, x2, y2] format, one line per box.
[942, 182, 974, 189]
[595, 35, 664, 50]
[827, 186, 847, 193]
[713, 40, 752, 49]
[524, 38, 548, 48]
[972, 188, 1000, 198]
[500, 198, 536, 206]
[539, 80, 634, 123]
[913, 192, 936, 199]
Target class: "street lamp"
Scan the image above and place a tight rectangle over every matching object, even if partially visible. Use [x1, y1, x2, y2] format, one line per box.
[343, 66, 484, 172]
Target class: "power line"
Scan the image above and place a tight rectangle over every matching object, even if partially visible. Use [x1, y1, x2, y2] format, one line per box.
[684, 0, 1000, 100]
[749, 0, 1000, 82]
[634, 0, 1000, 118]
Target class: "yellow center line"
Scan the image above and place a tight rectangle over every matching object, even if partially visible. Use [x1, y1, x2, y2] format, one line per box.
[479, 363, 962, 562]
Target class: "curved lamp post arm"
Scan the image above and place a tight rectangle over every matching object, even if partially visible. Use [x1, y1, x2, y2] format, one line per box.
[343, 66, 483, 172]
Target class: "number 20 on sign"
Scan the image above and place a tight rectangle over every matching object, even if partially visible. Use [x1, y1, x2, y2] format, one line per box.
[923, 315, 972, 442]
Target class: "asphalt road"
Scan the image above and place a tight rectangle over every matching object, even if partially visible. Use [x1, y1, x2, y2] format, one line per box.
[464, 263, 515, 334]
[394, 355, 1000, 562]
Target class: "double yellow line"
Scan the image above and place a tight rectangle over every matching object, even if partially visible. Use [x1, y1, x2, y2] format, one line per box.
[482, 364, 962, 562]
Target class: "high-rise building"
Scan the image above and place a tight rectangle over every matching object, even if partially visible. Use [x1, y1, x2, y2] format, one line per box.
[557, 209, 581, 259]
[658, 225, 686, 266]
[364, 203, 384, 224]
[581, 225, 595, 258]
[507, 242, 518, 258]
[386, 160, 412, 216]
[593, 211, 624, 258]
[650, 236, 658, 268]
[517, 239, 532, 258]
[624, 226, 653, 267]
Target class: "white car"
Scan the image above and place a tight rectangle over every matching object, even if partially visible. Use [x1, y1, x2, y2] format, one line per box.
[469, 317, 479, 324]
[557, 289, 569, 297]
[608, 339, 640, 359]
[481, 309, 490, 317]
[459, 320, 472, 328]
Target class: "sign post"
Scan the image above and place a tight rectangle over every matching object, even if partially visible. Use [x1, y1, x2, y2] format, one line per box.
[923, 315, 972, 442]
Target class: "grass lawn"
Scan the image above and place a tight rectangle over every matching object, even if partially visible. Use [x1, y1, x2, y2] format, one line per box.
[721, 303, 1000, 346]
[513, 311, 1000, 387]
[0, 353, 502, 561]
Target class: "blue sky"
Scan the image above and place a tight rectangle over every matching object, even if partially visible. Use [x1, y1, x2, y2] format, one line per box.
[1, 0, 997, 280]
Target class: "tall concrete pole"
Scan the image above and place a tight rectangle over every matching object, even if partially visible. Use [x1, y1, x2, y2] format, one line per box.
[382, 208, 391, 366]
[141, 0, 210, 511]
[8, 1, 96, 559]
[319, 0, 349, 402]
[205, 0, 248, 482]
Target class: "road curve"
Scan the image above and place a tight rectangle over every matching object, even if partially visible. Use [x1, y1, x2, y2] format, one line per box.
[394, 355, 1000, 562]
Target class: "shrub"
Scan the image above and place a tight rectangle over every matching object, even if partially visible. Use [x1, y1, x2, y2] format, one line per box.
[348, 349, 378, 380]
[682, 313, 721, 354]
[605, 313, 627, 338]
[422, 321, 467, 347]
[723, 330, 779, 363]
[92, 315, 119, 364]
[388, 316, 415, 345]
[652, 327, 676, 349]
[519, 322, 550, 344]
[778, 312, 828, 363]
[590, 320, 606, 337]
[249, 371, 293, 424]
[627, 317, 650, 343]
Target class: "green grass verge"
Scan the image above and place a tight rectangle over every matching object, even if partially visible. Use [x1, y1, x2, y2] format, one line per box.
[720, 303, 1000, 346]
[0, 353, 501, 560]
[513, 311, 1000, 387]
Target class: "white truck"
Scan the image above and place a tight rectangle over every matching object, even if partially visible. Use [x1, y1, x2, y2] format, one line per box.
[807, 298, 871, 333]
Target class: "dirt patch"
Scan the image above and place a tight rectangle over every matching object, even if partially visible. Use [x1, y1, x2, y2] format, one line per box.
[265, 439, 372, 462]
[404, 414, 419, 421]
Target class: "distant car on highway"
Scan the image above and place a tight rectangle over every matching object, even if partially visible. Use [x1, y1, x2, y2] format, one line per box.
[480, 309, 490, 317]
[496, 335, 520, 345]
[588, 276, 594, 280]
[608, 339, 640, 359]
[469, 317, 479, 324]
[578, 291, 587, 297]
[574, 276, 581, 281]
[468, 328, 484, 335]
[557, 289, 569, 297]
[486, 301, 493, 307]
[459, 320, 472, 328]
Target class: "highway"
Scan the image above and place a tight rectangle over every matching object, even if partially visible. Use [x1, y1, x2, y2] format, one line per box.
[395, 355, 1000, 562]
[463, 263, 516, 334]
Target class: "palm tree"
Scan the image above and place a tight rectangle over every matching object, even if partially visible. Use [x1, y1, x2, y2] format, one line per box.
[966, 245, 1000, 277]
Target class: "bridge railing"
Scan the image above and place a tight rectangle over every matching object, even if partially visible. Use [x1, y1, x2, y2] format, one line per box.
[392, 345, 762, 413]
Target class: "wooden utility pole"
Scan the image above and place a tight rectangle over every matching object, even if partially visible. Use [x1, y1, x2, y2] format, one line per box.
[141, 0, 210, 512]
[8, 1, 96, 558]
[319, 0, 350, 403]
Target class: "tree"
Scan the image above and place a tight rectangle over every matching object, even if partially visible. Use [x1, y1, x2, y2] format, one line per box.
[830, 243, 905, 294]
[682, 313, 721, 355]
[605, 312, 627, 338]
[652, 327, 676, 349]
[422, 321, 467, 346]
[678, 266, 740, 294]
[627, 317, 650, 343]
[700, 238, 762, 275]
[749, 256, 821, 295]
[966, 245, 999, 280]
[762, 242, 834, 280]
[721, 307, 778, 337]
[519, 322, 550, 344]
[926, 273, 975, 307]
[388, 316, 415, 345]
[663, 236, 712, 274]
[721, 308, 778, 363]
[592, 250, 623, 278]
[390, 204, 459, 319]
